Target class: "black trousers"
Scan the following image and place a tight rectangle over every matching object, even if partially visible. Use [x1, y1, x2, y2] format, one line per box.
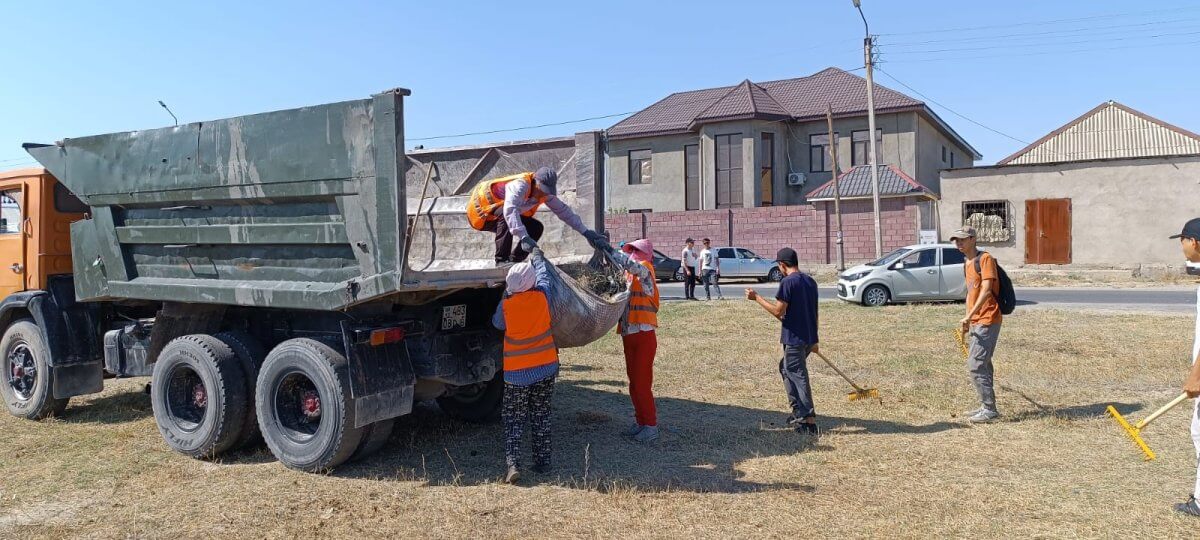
[483, 216, 545, 263]
[684, 266, 698, 299]
[780, 344, 815, 419]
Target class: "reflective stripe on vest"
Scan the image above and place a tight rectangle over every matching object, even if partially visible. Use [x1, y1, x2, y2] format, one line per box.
[465, 173, 547, 231]
[501, 290, 558, 371]
[625, 261, 659, 328]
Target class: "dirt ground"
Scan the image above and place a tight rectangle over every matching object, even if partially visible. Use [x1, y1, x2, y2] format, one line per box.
[1, 301, 1197, 538]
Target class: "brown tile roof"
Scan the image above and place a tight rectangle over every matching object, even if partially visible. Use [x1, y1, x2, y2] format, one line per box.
[806, 164, 933, 201]
[609, 67, 925, 139]
[690, 80, 791, 127]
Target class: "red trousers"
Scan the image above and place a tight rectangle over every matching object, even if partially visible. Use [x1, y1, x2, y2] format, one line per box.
[622, 330, 657, 426]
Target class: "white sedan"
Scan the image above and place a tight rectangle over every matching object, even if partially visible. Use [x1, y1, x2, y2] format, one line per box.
[683, 247, 782, 282]
[836, 244, 967, 307]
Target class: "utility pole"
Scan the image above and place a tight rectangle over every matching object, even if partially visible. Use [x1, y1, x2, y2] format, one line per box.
[826, 104, 845, 271]
[854, 0, 883, 258]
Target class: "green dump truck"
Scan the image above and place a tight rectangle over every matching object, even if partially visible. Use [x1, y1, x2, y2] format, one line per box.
[6, 88, 605, 471]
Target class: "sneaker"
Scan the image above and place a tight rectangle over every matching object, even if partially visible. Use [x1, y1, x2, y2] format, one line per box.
[622, 423, 644, 437]
[1176, 496, 1200, 517]
[967, 409, 1000, 423]
[633, 425, 660, 442]
[795, 422, 820, 437]
[504, 465, 521, 484]
[532, 462, 551, 475]
[785, 415, 802, 427]
[961, 407, 983, 418]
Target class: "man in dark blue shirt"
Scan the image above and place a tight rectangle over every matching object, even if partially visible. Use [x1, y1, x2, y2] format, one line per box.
[746, 247, 820, 437]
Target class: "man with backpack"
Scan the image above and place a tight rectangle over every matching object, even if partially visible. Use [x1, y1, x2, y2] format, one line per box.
[950, 227, 1005, 424]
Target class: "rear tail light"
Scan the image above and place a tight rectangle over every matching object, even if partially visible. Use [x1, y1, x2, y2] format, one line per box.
[368, 327, 405, 346]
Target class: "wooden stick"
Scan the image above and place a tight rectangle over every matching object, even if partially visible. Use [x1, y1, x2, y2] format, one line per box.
[1135, 392, 1191, 430]
[813, 350, 867, 393]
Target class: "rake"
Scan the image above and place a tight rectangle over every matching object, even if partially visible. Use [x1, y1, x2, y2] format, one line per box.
[812, 350, 881, 404]
[1107, 393, 1191, 461]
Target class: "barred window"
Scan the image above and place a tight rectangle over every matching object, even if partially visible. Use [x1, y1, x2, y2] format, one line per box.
[962, 200, 1010, 242]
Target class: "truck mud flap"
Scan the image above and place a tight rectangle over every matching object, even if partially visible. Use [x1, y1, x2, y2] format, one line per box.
[341, 322, 417, 428]
[27, 280, 105, 399]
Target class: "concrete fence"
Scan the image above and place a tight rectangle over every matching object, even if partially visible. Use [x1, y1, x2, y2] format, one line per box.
[604, 198, 923, 266]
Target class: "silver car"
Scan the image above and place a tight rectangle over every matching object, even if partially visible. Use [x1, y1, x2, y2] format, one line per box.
[836, 244, 967, 306]
[677, 247, 782, 282]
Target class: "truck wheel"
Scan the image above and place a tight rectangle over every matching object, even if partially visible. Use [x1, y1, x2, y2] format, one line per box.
[150, 335, 249, 459]
[436, 372, 503, 424]
[1, 319, 69, 420]
[215, 331, 266, 450]
[256, 339, 365, 472]
[350, 418, 395, 463]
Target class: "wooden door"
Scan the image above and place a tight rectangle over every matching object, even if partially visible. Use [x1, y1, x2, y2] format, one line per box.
[1025, 198, 1071, 264]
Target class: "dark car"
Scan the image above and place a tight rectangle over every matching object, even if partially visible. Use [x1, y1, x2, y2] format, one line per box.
[652, 249, 682, 282]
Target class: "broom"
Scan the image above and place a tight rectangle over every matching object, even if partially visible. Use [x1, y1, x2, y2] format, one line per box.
[812, 350, 881, 404]
[1107, 393, 1191, 461]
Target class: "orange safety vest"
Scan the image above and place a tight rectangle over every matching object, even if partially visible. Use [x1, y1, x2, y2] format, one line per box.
[501, 289, 559, 371]
[621, 260, 659, 331]
[465, 173, 549, 231]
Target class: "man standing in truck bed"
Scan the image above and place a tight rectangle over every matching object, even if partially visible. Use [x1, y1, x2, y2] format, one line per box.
[466, 167, 608, 263]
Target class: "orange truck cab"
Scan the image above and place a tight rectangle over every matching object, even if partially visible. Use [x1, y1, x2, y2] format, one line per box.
[0, 168, 94, 418]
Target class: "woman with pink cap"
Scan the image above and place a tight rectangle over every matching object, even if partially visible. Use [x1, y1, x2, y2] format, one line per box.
[606, 239, 661, 442]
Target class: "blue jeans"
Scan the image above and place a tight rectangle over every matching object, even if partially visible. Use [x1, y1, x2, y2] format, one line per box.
[780, 344, 814, 419]
[703, 270, 722, 299]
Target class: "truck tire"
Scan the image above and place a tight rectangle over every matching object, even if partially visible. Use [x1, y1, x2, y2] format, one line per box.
[436, 372, 504, 424]
[1, 319, 69, 420]
[350, 418, 395, 463]
[256, 338, 365, 472]
[150, 334, 249, 459]
[215, 331, 266, 450]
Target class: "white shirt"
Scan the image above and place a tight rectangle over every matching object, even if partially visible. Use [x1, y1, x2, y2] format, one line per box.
[1193, 285, 1199, 364]
[681, 246, 699, 268]
[502, 178, 587, 239]
[699, 248, 720, 272]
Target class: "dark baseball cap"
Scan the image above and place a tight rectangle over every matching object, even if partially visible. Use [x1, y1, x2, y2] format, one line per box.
[775, 247, 798, 266]
[685, 238, 694, 243]
[1169, 218, 1200, 240]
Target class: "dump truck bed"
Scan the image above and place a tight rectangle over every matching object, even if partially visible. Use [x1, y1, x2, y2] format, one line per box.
[24, 90, 603, 311]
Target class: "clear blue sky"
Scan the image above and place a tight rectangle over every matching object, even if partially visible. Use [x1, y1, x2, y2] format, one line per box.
[3, 0, 1199, 168]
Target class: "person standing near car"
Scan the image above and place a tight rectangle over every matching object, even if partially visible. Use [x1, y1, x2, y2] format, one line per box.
[681, 238, 700, 301]
[698, 238, 723, 301]
[745, 248, 820, 437]
[949, 226, 1002, 424]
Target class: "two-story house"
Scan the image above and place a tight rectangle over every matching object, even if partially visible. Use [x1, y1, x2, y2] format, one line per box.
[604, 67, 981, 212]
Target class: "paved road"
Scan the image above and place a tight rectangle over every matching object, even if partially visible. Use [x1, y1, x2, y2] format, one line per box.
[658, 280, 1197, 313]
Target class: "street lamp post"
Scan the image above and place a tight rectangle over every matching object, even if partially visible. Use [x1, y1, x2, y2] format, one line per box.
[853, 0, 883, 258]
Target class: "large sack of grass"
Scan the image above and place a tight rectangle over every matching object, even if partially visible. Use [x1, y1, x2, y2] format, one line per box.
[543, 252, 630, 348]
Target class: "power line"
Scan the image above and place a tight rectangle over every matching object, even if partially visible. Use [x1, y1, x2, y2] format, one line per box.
[883, 37, 1200, 64]
[873, 67, 1031, 147]
[879, 6, 1200, 36]
[408, 111, 638, 142]
[883, 17, 1200, 48]
[887, 28, 1200, 55]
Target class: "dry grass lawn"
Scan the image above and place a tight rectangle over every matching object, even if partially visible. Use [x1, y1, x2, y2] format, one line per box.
[1, 301, 1197, 538]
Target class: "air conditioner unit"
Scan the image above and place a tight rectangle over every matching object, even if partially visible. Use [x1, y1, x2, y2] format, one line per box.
[786, 172, 806, 187]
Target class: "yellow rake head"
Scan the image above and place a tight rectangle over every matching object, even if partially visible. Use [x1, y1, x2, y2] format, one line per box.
[1106, 405, 1156, 461]
[954, 328, 969, 359]
[848, 388, 881, 402]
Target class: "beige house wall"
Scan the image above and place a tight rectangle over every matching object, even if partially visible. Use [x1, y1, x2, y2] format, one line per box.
[606, 111, 976, 212]
[915, 115, 977, 194]
[938, 155, 1200, 266]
